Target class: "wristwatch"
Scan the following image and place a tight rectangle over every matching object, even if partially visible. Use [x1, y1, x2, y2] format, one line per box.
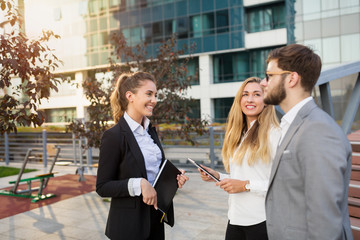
[245, 181, 250, 192]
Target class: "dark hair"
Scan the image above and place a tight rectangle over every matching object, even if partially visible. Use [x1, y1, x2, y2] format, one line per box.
[110, 72, 156, 122]
[267, 44, 322, 93]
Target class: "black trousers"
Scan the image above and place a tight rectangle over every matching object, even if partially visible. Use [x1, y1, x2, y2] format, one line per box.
[225, 220, 268, 240]
[148, 207, 165, 240]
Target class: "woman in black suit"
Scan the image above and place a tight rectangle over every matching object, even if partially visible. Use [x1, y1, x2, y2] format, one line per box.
[96, 72, 188, 240]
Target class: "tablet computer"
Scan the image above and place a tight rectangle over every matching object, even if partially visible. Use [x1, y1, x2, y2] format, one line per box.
[187, 158, 220, 182]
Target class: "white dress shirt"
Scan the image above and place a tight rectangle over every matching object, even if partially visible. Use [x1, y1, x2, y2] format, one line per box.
[124, 112, 162, 196]
[279, 97, 313, 144]
[219, 122, 281, 226]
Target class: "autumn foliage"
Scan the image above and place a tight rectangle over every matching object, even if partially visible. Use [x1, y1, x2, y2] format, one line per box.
[0, 0, 62, 134]
[67, 32, 208, 148]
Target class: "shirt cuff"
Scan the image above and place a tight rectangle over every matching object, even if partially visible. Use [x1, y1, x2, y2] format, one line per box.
[248, 180, 269, 196]
[128, 178, 142, 196]
[219, 173, 229, 181]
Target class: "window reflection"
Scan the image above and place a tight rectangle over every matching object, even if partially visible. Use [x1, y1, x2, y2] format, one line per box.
[190, 12, 216, 37]
[216, 10, 229, 33]
[144, 24, 152, 43]
[45, 108, 77, 123]
[213, 48, 274, 83]
[152, 22, 164, 43]
[164, 19, 176, 38]
[85, 3, 240, 63]
[214, 98, 234, 123]
[176, 17, 188, 39]
[246, 3, 286, 33]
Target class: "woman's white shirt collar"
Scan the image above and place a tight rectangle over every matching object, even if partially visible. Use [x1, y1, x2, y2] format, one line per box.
[124, 111, 150, 134]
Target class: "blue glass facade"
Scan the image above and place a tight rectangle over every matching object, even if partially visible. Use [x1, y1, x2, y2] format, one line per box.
[83, 0, 288, 122]
[117, 1, 244, 56]
[84, 0, 246, 65]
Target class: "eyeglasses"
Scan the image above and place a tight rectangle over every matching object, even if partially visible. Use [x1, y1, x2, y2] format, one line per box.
[265, 71, 292, 82]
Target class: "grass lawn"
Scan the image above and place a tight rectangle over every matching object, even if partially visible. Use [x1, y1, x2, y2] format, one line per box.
[0, 166, 38, 178]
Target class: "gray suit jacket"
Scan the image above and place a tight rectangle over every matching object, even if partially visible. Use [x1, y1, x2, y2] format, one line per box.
[265, 100, 353, 240]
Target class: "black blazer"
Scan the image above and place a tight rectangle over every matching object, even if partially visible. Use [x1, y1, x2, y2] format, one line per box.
[96, 116, 174, 240]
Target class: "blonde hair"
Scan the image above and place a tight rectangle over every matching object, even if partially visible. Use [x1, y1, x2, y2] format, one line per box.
[222, 77, 279, 172]
[110, 72, 156, 123]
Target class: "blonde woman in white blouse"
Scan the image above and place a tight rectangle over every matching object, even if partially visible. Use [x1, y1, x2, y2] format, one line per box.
[199, 77, 280, 240]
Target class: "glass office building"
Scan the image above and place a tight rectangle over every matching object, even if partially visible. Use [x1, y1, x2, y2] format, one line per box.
[22, 0, 360, 125]
[293, 0, 360, 126]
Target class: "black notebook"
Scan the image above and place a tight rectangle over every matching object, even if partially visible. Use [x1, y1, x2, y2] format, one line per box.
[153, 159, 181, 216]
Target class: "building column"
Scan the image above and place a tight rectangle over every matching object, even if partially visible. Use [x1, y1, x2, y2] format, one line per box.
[199, 55, 213, 123]
[75, 71, 87, 119]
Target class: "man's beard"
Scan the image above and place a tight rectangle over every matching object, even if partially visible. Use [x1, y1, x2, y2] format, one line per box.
[264, 76, 287, 105]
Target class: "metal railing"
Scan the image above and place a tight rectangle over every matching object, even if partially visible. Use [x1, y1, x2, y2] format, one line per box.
[0, 130, 95, 167]
[316, 61, 360, 134]
[0, 127, 224, 169]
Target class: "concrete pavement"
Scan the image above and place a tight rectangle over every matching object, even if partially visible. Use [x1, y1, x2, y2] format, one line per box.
[0, 162, 228, 240]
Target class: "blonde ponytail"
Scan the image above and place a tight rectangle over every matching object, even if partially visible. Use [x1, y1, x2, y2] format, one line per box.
[110, 81, 124, 123]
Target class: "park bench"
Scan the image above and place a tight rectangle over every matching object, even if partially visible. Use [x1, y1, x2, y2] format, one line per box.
[0, 144, 61, 203]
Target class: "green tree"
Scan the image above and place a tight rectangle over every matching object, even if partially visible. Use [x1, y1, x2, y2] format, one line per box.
[0, 0, 62, 134]
[68, 32, 208, 148]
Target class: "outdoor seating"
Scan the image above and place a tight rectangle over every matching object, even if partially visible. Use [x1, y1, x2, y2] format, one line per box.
[0, 144, 61, 202]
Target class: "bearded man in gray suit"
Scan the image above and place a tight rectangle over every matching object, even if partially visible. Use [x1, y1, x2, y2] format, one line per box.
[260, 44, 353, 240]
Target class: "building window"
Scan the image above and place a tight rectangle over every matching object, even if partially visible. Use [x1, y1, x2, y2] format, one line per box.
[88, 0, 107, 14]
[122, 27, 143, 46]
[341, 34, 360, 63]
[90, 33, 99, 48]
[89, 18, 98, 32]
[100, 31, 109, 45]
[213, 52, 249, 83]
[172, 99, 201, 123]
[109, 0, 121, 8]
[246, 3, 286, 33]
[84, 4, 234, 59]
[187, 57, 199, 85]
[213, 48, 276, 83]
[202, 12, 215, 35]
[144, 24, 152, 43]
[214, 98, 234, 123]
[152, 0, 164, 7]
[186, 99, 201, 120]
[190, 10, 229, 37]
[176, 17, 189, 39]
[216, 10, 229, 33]
[190, 14, 202, 37]
[45, 108, 77, 123]
[53, 8, 62, 21]
[122, 28, 130, 42]
[164, 18, 189, 39]
[99, 16, 108, 29]
[51, 73, 77, 97]
[164, 19, 176, 38]
[125, 0, 137, 10]
[130, 27, 143, 46]
[177, 57, 199, 85]
[249, 48, 273, 78]
[152, 22, 164, 43]
[88, 0, 98, 15]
